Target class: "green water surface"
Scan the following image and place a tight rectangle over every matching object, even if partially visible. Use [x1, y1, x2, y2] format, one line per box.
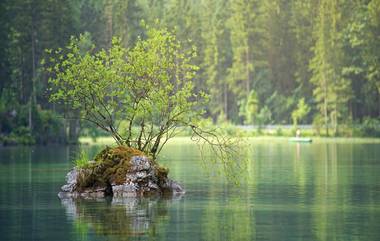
[0, 139, 379, 241]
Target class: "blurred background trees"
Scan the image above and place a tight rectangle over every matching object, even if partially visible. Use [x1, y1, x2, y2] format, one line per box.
[1, 0, 380, 144]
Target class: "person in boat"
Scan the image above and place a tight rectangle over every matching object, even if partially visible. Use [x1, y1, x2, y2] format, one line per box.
[296, 128, 301, 137]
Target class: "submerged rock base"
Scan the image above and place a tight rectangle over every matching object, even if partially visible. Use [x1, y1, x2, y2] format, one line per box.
[58, 146, 185, 199]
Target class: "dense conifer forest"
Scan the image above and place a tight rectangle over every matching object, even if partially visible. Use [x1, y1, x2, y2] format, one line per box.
[1, 0, 380, 144]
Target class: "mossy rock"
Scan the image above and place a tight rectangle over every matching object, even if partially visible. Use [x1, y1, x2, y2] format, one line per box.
[75, 146, 167, 191]
[59, 145, 184, 198]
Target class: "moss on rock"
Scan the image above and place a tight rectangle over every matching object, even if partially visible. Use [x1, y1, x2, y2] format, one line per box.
[76, 146, 163, 191]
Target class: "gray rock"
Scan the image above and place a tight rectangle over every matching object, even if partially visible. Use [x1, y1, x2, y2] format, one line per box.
[61, 169, 78, 192]
[60, 197, 78, 220]
[125, 173, 137, 182]
[59, 187, 107, 199]
[111, 196, 139, 206]
[163, 179, 186, 194]
[147, 180, 159, 190]
[61, 184, 75, 193]
[58, 191, 78, 199]
[130, 156, 151, 171]
[135, 171, 148, 179]
[80, 187, 107, 199]
[112, 183, 138, 197]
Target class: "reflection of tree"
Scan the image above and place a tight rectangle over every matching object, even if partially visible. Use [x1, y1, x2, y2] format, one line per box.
[202, 195, 254, 241]
[200, 145, 255, 241]
[201, 177, 255, 241]
[60, 195, 183, 241]
[293, 142, 309, 202]
[312, 143, 341, 241]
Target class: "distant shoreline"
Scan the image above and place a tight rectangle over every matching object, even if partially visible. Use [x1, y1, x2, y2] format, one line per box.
[79, 136, 380, 146]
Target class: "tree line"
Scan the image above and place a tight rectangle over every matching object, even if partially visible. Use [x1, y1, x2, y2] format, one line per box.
[1, 0, 380, 144]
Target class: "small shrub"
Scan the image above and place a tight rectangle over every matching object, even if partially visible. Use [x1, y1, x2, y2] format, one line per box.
[358, 118, 380, 137]
[3, 127, 36, 145]
[33, 108, 63, 144]
[312, 115, 324, 136]
[256, 127, 263, 135]
[276, 128, 283, 136]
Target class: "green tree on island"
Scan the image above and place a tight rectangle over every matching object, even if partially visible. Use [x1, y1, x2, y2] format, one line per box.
[46, 26, 242, 174]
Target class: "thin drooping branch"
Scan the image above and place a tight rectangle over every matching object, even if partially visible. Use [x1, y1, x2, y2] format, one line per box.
[189, 124, 239, 161]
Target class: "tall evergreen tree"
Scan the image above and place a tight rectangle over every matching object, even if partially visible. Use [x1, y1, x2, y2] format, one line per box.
[200, 0, 231, 121]
[310, 0, 352, 135]
[227, 0, 260, 123]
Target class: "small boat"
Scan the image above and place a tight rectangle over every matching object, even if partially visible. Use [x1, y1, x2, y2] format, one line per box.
[289, 137, 312, 143]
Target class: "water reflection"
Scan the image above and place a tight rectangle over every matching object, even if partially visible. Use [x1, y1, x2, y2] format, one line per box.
[1, 142, 380, 241]
[60, 195, 183, 240]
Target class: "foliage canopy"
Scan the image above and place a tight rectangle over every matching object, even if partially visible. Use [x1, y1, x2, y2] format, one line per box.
[47, 27, 239, 167]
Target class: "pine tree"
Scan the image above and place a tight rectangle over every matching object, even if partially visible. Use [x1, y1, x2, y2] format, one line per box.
[310, 0, 352, 136]
[227, 0, 260, 123]
[199, 0, 230, 121]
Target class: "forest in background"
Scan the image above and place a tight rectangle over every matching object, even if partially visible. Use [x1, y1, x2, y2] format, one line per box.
[1, 0, 380, 144]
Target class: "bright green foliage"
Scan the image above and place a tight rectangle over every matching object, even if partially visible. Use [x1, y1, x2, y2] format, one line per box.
[342, 0, 380, 120]
[1, 0, 380, 142]
[261, 0, 297, 95]
[227, 0, 258, 119]
[48, 26, 245, 179]
[200, 0, 229, 121]
[358, 117, 380, 137]
[292, 98, 310, 127]
[310, 0, 352, 136]
[244, 90, 259, 125]
[256, 106, 272, 128]
[290, 0, 316, 83]
[0, 0, 80, 144]
[47, 26, 206, 158]
[74, 149, 90, 168]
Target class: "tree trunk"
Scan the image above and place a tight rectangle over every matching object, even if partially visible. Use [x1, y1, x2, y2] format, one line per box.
[68, 118, 80, 144]
[150, 135, 161, 159]
[323, 73, 329, 136]
[29, 0, 37, 131]
[28, 98, 32, 130]
[224, 82, 228, 120]
[106, 0, 113, 49]
[333, 103, 338, 136]
[245, 45, 250, 97]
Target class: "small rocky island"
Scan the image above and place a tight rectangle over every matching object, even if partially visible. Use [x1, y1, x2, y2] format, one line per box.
[58, 146, 185, 199]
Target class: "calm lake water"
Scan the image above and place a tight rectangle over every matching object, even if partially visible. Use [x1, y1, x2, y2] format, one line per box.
[0, 138, 380, 241]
